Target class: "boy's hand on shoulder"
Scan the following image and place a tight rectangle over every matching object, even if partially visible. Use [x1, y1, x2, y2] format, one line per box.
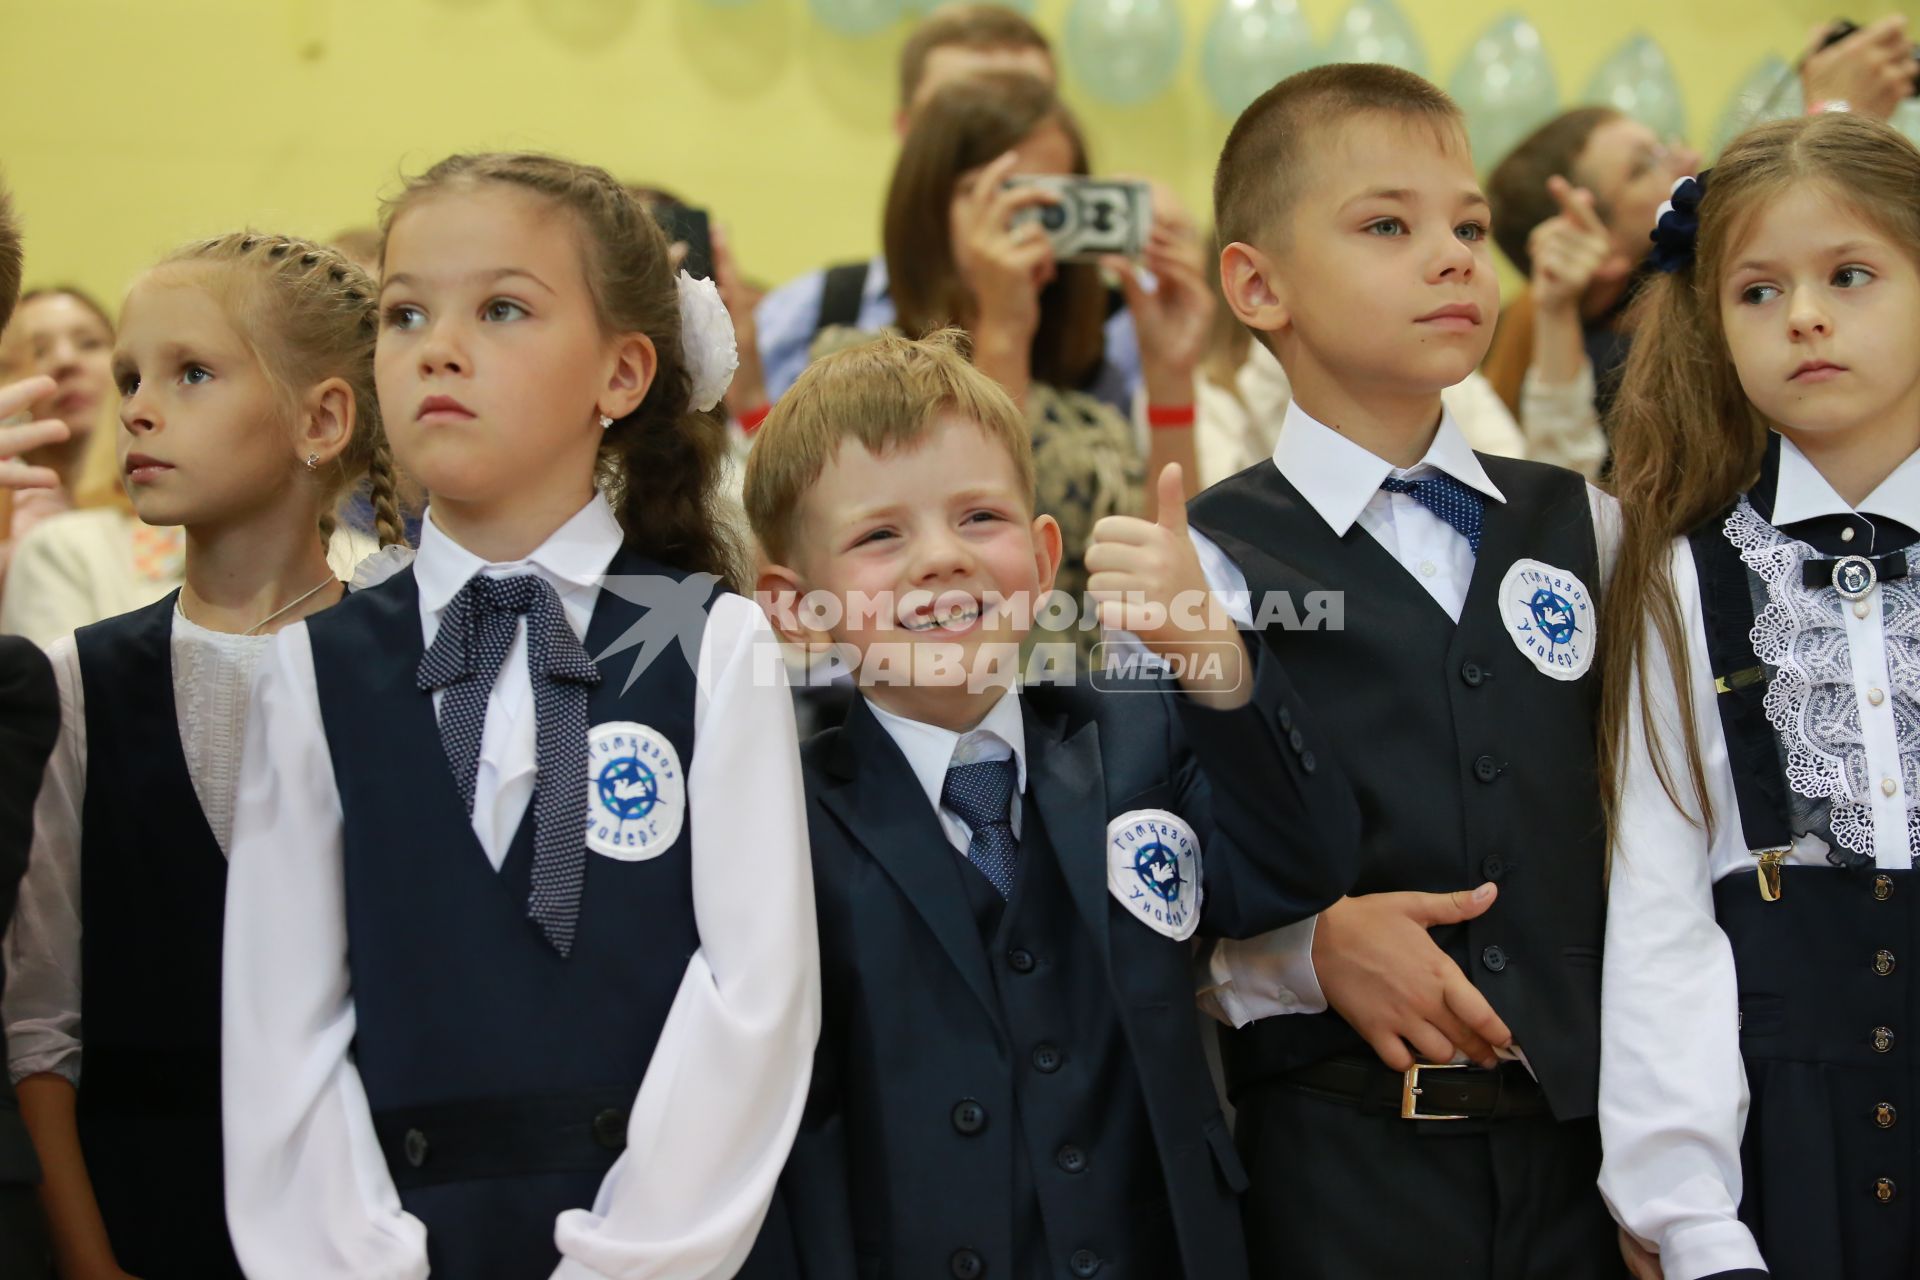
[1312, 885, 1512, 1070]
[1087, 465, 1248, 707]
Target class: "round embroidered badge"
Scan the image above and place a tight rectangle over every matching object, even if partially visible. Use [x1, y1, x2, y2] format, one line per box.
[586, 721, 686, 860]
[1497, 558, 1596, 681]
[1105, 809, 1203, 941]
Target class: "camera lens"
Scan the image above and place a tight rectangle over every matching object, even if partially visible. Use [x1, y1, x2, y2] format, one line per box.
[1041, 205, 1067, 231]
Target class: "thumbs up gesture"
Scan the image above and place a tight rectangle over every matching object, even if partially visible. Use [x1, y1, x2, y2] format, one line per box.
[1086, 464, 1249, 706]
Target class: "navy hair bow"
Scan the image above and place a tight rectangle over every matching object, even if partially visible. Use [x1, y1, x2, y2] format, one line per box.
[1648, 171, 1710, 274]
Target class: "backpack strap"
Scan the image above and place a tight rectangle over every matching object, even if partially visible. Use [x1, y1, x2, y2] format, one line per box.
[814, 261, 872, 337]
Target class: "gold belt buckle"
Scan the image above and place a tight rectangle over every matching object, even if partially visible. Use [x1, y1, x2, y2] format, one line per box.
[1401, 1062, 1470, 1120]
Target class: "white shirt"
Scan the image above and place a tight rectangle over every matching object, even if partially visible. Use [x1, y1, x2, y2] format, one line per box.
[1191, 401, 1618, 1025]
[867, 687, 1029, 854]
[3, 608, 271, 1087]
[220, 493, 820, 1280]
[1599, 437, 1920, 1280]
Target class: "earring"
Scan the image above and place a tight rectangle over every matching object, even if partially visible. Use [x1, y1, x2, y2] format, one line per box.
[305, 453, 319, 470]
[598, 414, 615, 430]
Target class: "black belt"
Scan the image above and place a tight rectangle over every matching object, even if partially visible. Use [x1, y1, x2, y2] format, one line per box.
[1281, 1056, 1550, 1121]
[372, 1089, 630, 1190]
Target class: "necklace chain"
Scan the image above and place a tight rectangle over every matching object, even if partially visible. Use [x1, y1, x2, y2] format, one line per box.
[179, 575, 337, 636]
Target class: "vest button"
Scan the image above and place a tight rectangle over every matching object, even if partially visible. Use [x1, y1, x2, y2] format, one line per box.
[1876, 1177, 1897, 1204]
[950, 1247, 985, 1279]
[1473, 755, 1500, 783]
[592, 1108, 627, 1151]
[1278, 704, 1293, 732]
[951, 1099, 988, 1135]
[1481, 854, 1507, 881]
[1070, 1249, 1103, 1276]
[1481, 945, 1508, 973]
[1461, 661, 1486, 688]
[403, 1128, 429, 1168]
[1007, 949, 1036, 974]
[1032, 1044, 1063, 1074]
[1056, 1144, 1087, 1174]
[1288, 728, 1306, 752]
[1874, 949, 1897, 977]
[1872, 1026, 1896, 1054]
[1300, 750, 1317, 775]
[1876, 1102, 1898, 1129]
[1876, 875, 1895, 901]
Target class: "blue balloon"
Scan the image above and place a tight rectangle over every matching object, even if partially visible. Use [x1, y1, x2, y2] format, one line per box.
[1064, 0, 1185, 107]
[1584, 34, 1687, 144]
[1324, 0, 1426, 77]
[1201, 0, 1318, 117]
[808, 0, 903, 37]
[1710, 57, 1800, 156]
[1449, 15, 1558, 171]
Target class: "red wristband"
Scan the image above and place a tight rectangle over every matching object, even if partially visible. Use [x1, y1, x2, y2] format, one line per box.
[738, 404, 771, 434]
[1147, 403, 1196, 429]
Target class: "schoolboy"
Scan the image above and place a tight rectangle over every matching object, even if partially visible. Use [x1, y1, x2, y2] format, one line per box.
[746, 331, 1358, 1280]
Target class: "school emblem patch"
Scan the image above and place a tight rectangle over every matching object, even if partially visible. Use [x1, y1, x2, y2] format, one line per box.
[1497, 558, 1596, 681]
[1106, 809, 1202, 941]
[585, 721, 686, 860]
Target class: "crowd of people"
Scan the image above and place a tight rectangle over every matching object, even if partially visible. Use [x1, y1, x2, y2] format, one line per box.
[1, 4, 1919, 1279]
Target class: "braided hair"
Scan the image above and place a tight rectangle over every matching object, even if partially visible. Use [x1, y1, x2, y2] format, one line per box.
[163, 231, 406, 548]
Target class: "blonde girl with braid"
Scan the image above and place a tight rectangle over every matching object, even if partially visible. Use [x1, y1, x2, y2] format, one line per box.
[2, 231, 402, 1280]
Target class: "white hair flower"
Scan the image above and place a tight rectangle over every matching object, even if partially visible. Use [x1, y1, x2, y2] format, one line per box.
[676, 271, 739, 414]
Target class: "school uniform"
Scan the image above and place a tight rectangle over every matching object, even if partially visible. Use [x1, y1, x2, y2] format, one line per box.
[0, 636, 59, 1278]
[1601, 433, 1920, 1280]
[220, 493, 819, 1280]
[780, 645, 1361, 1280]
[1187, 401, 1624, 1279]
[3, 594, 281, 1278]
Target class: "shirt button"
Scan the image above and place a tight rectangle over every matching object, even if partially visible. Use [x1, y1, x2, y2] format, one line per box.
[1420, 561, 1437, 578]
[1873, 1026, 1896, 1054]
[1870, 687, 1887, 706]
[1461, 661, 1486, 688]
[1032, 1044, 1063, 1074]
[1855, 600, 1872, 619]
[1842, 526, 1857, 543]
[1876, 874, 1895, 901]
[1070, 1249, 1102, 1277]
[403, 1128, 430, 1168]
[1481, 945, 1508, 973]
[1008, 949, 1036, 974]
[1875, 950, 1897, 977]
[1884, 777, 1899, 797]
[1876, 1177, 1898, 1204]
[1056, 1144, 1088, 1174]
[1876, 1102, 1899, 1129]
[950, 1248, 985, 1279]
[1473, 755, 1500, 783]
[951, 1100, 988, 1135]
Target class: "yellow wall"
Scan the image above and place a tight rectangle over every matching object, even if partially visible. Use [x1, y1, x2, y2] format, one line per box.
[0, 0, 1876, 312]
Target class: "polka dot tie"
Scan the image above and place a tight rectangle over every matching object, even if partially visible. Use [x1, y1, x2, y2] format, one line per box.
[1379, 473, 1485, 557]
[941, 757, 1019, 899]
[417, 573, 603, 957]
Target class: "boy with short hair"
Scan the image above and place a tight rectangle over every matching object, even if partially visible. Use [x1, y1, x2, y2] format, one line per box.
[1191, 64, 1625, 1277]
[747, 331, 1357, 1280]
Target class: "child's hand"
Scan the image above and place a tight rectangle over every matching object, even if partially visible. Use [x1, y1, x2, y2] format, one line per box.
[1527, 177, 1629, 316]
[1311, 884, 1512, 1070]
[0, 375, 69, 492]
[1087, 465, 1247, 705]
[1618, 1228, 1664, 1280]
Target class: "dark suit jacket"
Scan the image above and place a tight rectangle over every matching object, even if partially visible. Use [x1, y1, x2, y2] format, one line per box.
[0, 636, 60, 1187]
[783, 652, 1361, 1280]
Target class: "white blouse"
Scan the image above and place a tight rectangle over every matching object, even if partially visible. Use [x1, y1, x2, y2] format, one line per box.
[219, 494, 820, 1280]
[3, 605, 270, 1087]
[1599, 438, 1920, 1280]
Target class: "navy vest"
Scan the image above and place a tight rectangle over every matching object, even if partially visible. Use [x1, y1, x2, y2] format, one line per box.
[72, 592, 243, 1278]
[955, 800, 1176, 1280]
[1189, 456, 1607, 1118]
[305, 549, 788, 1279]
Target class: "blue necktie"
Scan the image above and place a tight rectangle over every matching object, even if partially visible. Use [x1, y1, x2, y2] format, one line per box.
[941, 757, 1020, 899]
[1380, 473, 1485, 556]
[418, 573, 602, 957]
